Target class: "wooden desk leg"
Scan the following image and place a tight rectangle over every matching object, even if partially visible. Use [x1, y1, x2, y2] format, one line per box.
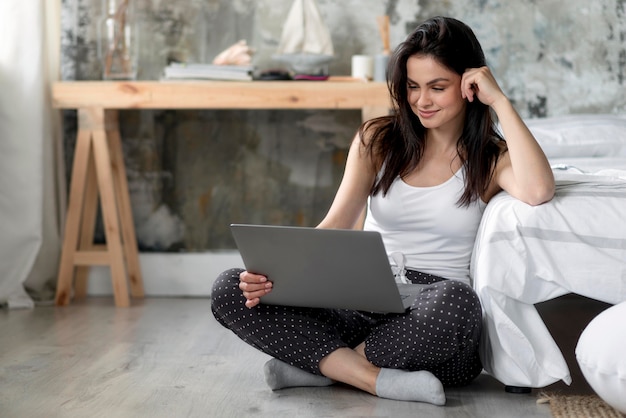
[74, 153, 99, 299]
[56, 107, 143, 307]
[91, 122, 130, 307]
[361, 105, 390, 122]
[106, 111, 144, 298]
[55, 128, 93, 305]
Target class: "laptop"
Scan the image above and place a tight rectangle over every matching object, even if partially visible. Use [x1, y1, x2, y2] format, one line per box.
[230, 224, 427, 313]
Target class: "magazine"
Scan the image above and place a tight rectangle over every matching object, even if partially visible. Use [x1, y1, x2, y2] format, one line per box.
[163, 63, 254, 81]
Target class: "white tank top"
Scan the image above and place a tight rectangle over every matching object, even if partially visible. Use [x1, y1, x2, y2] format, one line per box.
[363, 168, 486, 285]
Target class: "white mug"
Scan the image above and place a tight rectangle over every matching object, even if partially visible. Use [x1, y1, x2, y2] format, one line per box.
[351, 55, 374, 80]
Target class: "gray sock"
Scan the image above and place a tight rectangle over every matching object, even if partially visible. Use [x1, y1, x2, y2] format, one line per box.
[375, 368, 446, 405]
[264, 358, 334, 391]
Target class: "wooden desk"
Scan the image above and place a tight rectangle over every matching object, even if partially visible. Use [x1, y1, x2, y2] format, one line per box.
[52, 80, 391, 307]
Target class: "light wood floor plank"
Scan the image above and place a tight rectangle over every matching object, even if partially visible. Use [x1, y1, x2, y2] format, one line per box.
[1, 298, 557, 418]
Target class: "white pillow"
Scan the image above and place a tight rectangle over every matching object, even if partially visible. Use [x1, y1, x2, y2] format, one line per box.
[576, 301, 626, 414]
[523, 114, 626, 158]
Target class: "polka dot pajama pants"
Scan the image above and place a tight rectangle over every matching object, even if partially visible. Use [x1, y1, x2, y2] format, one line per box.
[211, 267, 483, 387]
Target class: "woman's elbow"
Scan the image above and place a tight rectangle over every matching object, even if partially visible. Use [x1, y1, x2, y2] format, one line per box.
[524, 183, 556, 206]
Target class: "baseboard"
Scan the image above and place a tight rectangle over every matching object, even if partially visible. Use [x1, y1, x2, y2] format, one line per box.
[86, 251, 243, 297]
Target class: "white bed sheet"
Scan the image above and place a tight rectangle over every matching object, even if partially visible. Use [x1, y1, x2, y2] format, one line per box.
[471, 161, 626, 387]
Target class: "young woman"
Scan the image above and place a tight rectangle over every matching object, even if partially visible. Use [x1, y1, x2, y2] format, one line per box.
[211, 16, 554, 405]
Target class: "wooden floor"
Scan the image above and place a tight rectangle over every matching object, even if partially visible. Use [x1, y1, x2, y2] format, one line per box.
[1, 297, 594, 418]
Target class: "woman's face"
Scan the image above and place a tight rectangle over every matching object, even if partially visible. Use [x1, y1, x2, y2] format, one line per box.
[406, 54, 466, 133]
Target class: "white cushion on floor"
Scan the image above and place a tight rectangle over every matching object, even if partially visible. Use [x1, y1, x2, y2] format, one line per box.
[576, 301, 626, 413]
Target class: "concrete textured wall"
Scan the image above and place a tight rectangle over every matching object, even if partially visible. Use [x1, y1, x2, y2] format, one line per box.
[60, 0, 626, 251]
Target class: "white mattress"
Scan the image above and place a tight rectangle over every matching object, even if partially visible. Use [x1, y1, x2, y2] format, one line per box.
[471, 161, 626, 387]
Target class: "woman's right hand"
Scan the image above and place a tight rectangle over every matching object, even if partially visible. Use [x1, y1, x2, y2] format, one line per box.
[239, 270, 272, 309]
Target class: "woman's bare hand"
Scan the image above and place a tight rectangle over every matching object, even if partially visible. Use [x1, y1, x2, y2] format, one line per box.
[461, 66, 506, 107]
[239, 270, 272, 308]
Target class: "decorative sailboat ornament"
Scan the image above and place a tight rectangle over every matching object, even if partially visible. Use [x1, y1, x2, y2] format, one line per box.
[273, 0, 334, 77]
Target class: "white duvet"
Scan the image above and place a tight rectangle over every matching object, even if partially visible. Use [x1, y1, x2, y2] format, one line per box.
[471, 168, 626, 387]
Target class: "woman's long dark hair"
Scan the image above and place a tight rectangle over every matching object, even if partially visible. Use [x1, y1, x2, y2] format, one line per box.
[360, 16, 504, 206]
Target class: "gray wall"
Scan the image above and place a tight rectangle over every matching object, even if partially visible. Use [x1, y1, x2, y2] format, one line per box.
[61, 0, 626, 251]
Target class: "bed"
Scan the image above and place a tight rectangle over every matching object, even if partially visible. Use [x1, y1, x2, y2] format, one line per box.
[471, 114, 626, 388]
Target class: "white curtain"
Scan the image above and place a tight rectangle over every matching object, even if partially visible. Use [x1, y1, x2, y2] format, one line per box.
[0, 0, 62, 308]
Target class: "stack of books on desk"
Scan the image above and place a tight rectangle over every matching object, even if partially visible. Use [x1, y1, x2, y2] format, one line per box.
[163, 63, 254, 81]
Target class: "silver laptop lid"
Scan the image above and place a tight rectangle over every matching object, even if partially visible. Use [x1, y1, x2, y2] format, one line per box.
[230, 224, 408, 313]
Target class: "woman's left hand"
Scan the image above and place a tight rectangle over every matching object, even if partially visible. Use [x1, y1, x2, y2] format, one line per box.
[462, 67, 555, 206]
[461, 66, 506, 107]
